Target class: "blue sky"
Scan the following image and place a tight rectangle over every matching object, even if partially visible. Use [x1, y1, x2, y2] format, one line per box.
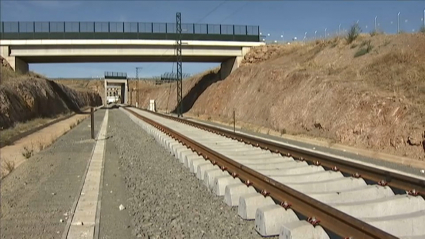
[1, 0, 425, 78]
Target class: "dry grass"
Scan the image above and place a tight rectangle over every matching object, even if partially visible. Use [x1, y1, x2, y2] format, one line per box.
[36, 138, 48, 151]
[0, 66, 21, 84]
[1, 158, 16, 178]
[28, 71, 46, 78]
[0, 62, 46, 85]
[3, 159, 15, 173]
[361, 50, 425, 105]
[36, 140, 45, 151]
[370, 30, 384, 37]
[54, 79, 104, 92]
[35, 134, 57, 151]
[0, 111, 72, 147]
[69, 122, 77, 130]
[0, 118, 51, 146]
[67, 116, 84, 132]
[354, 40, 373, 57]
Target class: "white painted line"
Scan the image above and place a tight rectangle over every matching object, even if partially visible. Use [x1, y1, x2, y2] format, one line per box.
[66, 110, 109, 239]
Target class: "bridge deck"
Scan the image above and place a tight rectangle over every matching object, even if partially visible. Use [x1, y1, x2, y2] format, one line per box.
[17, 55, 233, 63]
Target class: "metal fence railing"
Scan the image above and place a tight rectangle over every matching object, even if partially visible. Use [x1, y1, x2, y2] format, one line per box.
[104, 71, 127, 79]
[160, 72, 191, 80]
[0, 21, 260, 42]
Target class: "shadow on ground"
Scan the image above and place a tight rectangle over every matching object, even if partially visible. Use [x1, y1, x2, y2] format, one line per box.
[171, 70, 221, 114]
[100, 105, 121, 110]
[47, 80, 83, 113]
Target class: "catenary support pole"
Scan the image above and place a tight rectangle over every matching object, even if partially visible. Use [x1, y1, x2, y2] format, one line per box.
[176, 12, 183, 117]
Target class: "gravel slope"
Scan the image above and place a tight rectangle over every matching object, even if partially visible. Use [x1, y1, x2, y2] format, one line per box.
[107, 108, 264, 239]
[0, 110, 105, 239]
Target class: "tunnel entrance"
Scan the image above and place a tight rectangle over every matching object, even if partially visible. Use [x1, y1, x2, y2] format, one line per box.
[104, 72, 128, 105]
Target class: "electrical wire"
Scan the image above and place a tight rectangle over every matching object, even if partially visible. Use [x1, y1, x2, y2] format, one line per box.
[197, 1, 228, 24]
[140, 0, 229, 74]
[218, 2, 249, 24]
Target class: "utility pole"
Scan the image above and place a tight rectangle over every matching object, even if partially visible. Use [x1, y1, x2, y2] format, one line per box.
[176, 12, 183, 117]
[136, 67, 143, 80]
[375, 16, 377, 31]
[398, 12, 401, 33]
[423, 9, 425, 28]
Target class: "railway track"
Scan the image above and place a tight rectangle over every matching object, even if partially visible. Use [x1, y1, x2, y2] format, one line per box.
[122, 106, 425, 239]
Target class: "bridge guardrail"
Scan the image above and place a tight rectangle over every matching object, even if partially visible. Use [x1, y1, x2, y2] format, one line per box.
[0, 21, 260, 42]
[104, 71, 127, 79]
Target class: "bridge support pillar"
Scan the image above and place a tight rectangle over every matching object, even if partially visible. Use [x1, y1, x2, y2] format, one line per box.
[13, 57, 29, 74]
[1, 46, 29, 74]
[220, 56, 241, 80]
[0, 46, 9, 58]
[220, 47, 250, 80]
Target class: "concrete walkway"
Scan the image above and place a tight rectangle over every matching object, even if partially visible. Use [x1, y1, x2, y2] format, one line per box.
[0, 110, 106, 239]
[66, 110, 109, 239]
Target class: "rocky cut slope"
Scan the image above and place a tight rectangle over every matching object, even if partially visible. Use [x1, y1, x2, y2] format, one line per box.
[132, 33, 425, 161]
[0, 58, 102, 130]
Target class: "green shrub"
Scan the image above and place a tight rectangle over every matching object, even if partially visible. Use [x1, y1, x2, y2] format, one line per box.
[346, 23, 361, 44]
[370, 30, 383, 36]
[354, 40, 373, 57]
[22, 145, 34, 159]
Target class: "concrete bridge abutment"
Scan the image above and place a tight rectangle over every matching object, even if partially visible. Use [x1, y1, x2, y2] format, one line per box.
[220, 47, 250, 80]
[1, 46, 29, 74]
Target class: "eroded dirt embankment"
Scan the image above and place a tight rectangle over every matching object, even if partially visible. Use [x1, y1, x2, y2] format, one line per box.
[0, 59, 102, 130]
[132, 33, 425, 161]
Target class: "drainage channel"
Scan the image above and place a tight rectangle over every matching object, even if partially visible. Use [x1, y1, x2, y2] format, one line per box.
[122, 107, 425, 239]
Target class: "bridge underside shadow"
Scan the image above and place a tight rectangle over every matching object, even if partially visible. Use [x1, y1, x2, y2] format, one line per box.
[19, 55, 231, 63]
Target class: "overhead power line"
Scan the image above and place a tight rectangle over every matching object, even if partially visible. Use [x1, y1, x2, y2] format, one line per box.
[197, 1, 228, 23]
[219, 2, 249, 24]
[141, 0, 230, 73]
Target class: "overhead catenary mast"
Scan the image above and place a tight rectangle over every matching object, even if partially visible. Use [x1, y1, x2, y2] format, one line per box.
[176, 12, 183, 117]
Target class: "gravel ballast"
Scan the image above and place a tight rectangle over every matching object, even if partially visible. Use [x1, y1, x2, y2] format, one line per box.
[107, 108, 264, 238]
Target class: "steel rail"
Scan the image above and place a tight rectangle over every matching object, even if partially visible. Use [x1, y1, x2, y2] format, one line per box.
[124, 107, 397, 239]
[143, 109, 425, 197]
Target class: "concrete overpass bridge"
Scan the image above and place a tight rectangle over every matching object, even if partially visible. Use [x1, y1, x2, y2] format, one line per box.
[0, 21, 264, 79]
